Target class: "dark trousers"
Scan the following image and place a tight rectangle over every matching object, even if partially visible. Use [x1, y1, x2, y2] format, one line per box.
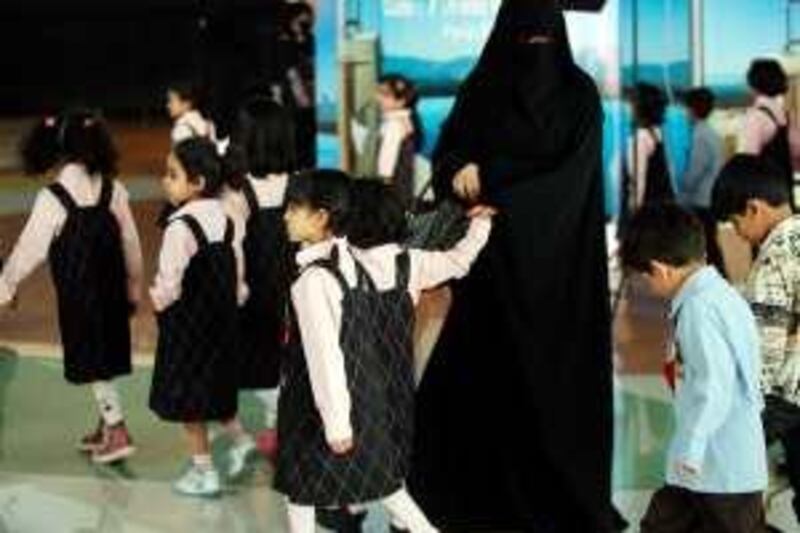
[641, 486, 766, 533]
[781, 422, 800, 520]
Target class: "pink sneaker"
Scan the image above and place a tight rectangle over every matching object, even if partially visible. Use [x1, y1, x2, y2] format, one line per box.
[255, 429, 279, 462]
[77, 419, 105, 453]
[91, 422, 136, 464]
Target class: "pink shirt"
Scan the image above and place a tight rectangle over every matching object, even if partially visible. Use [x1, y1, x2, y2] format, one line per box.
[171, 110, 216, 145]
[737, 94, 800, 159]
[291, 217, 492, 443]
[627, 128, 661, 209]
[0, 163, 143, 306]
[150, 198, 247, 313]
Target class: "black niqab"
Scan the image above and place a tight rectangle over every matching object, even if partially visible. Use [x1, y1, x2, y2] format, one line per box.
[410, 1, 614, 531]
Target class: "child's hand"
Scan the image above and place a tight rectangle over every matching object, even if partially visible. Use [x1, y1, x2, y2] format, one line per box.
[467, 205, 498, 219]
[329, 438, 354, 455]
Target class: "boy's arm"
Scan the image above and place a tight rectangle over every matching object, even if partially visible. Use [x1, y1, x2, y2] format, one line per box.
[0, 189, 63, 305]
[748, 249, 796, 394]
[673, 304, 736, 473]
[407, 216, 492, 294]
[291, 269, 353, 446]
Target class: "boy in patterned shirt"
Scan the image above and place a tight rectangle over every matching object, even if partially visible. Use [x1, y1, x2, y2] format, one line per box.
[713, 154, 800, 525]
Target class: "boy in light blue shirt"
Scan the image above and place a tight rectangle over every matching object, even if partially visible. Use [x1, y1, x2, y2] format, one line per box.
[621, 203, 768, 532]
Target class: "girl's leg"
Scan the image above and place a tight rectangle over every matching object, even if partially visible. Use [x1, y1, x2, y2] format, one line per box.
[220, 417, 256, 477]
[286, 501, 316, 533]
[91, 381, 124, 426]
[174, 422, 220, 497]
[381, 488, 438, 533]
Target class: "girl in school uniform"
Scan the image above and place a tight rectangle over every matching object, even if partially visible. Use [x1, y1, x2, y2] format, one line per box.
[149, 138, 247, 497]
[221, 97, 297, 465]
[166, 81, 217, 145]
[376, 75, 423, 209]
[277, 169, 494, 533]
[738, 58, 800, 209]
[0, 110, 143, 464]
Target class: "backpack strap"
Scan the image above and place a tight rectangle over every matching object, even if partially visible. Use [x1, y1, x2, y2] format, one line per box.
[241, 178, 260, 216]
[47, 183, 78, 213]
[177, 214, 208, 248]
[224, 217, 234, 244]
[99, 178, 114, 209]
[395, 250, 411, 290]
[758, 106, 783, 127]
[305, 245, 350, 295]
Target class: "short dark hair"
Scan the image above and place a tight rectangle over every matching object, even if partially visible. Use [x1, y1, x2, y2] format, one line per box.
[168, 80, 205, 110]
[173, 138, 226, 198]
[682, 87, 715, 120]
[285, 169, 352, 235]
[346, 180, 409, 248]
[747, 59, 788, 97]
[711, 154, 790, 220]
[620, 203, 706, 273]
[633, 83, 668, 127]
[20, 109, 118, 177]
[232, 97, 297, 177]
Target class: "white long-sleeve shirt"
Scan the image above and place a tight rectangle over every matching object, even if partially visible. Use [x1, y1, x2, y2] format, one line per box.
[627, 128, 661, 209]
[150, 198, 247, 312]
[0, 163, 143, 306]
[220, 173, 289, 256]
[171, 110, 216, 145]
[291, 217, 492, 443]
[377, 109, 413, 179]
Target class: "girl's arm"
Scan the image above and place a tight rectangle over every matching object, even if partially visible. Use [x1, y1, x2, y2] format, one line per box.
[221, 191, 250, 306]
[407, 214, 492, 296]
[377, 120, 407, 179]
[110, 184, 144, 308]
[149, 222, 197, 312]
[291, 268, 353, 446]
[0, 189, 64, 305]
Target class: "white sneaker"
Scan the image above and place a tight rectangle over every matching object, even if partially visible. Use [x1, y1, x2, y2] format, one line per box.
[227, 437, 257, 478]
[173, 465, 221, 497]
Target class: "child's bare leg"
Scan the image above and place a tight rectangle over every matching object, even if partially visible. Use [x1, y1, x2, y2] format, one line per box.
[183, 422, 211, 467]
[381, 488, 438, 533]
[286, 501, 315, 533]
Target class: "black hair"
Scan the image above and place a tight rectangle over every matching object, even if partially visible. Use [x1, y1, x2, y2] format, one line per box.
[747, 59, 788, 97]
[346, 180, 409, 248]
[285, 169, 352, 235]
[167, 80, 205, 111]
[632, 82, 668, 128]
[620, 203, 706, 273]
[232, 96, 297, 179]
[172, 138, 228, 198]
[378, 74, 424, 151]
[20, 109, 119, 177]
[682, 87, 715, 120]
[711, 154, 790, 220]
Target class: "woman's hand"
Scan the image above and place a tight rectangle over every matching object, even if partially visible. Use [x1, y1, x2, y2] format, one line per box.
[467, 205, 498, 219]
[329, 437, 354, 455]
[452, 163, 481, 203]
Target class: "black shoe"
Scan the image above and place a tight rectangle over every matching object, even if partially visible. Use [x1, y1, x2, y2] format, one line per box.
[611, 505, 629, 531]
[315, 508, 366, 532]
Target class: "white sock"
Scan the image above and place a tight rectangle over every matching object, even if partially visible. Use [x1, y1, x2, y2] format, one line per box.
[382, 488, 438, 533]
[91, 381, 124, 426]
[192, 454, 213, 471]
[286, 502, 315, 533]
[255, 388, 279, 428]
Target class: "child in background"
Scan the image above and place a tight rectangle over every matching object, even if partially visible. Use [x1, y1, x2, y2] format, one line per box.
[712, 154, 800, 527]
[620, 203, 767, 533]
[0, 110, 142, 464]
[621, 83, 674, 234]
[166, 81, 217, 145]
[277, 169, 493, 533]
[221, 96, 298, 464]
[376, 74, 423, 208]
[679, 87, 725, 274]
[149, 138, 247, 497]
[738, 59, 800, 210]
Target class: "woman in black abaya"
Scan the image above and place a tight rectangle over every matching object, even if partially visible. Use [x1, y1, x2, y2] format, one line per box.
[409, 1, 614, 531]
